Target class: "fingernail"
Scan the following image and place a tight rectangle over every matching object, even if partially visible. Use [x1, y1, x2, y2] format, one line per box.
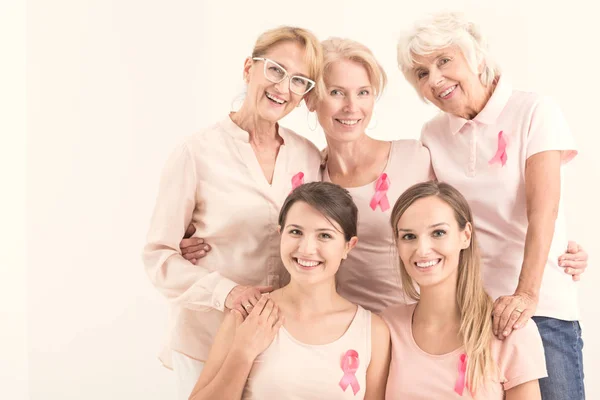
[514, 324, 520, 329]
[204, 246, 210, 251]
[503, 331, 508, 336]
[199, 251, 205, 256]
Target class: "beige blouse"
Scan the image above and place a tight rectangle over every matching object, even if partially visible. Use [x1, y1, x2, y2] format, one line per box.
[143, 116, 322, 366]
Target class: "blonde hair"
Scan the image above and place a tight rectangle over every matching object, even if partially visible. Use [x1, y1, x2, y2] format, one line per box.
[251, 26, 323, 84]
[390, 181, 496, 394]
[315, 37, 387, 100]
[397, 11, 500, 101]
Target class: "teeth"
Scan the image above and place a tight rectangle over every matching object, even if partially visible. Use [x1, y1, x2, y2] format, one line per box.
[337, 119, 359, 126]
[296, 258, 320, 267]
[415, 259, 440, 268]
[266, 92, 285, 104]
[439, 86, 456, 98]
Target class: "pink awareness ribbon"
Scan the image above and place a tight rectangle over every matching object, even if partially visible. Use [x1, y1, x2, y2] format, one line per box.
[488, 130, 508, 167]
[369, 173, 390, 212]
[291, 172, 304, 191]
[339, 349, 360, 395]
[454, 353, 468, 396]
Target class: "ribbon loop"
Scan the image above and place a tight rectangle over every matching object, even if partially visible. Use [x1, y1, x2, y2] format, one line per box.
[454, 353, 468, 396]
[339, 349, 360, 395]
[291, 172, 304, 191]
[489, 130, 508, 167]
[369, 173, 390, 212]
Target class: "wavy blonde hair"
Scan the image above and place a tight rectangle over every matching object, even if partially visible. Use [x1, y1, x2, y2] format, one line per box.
[390, 181, 496, 393]
[314, 37, 387, 101]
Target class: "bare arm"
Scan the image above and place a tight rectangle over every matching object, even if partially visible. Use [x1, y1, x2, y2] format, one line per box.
[505, 380, 542, 400]
[189, 296, 283, 400]
[364, 314, 391, 400]
[493, 150, 561, 338]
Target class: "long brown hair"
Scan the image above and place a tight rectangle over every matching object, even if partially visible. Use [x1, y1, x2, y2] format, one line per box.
[390, 181, 495, 393]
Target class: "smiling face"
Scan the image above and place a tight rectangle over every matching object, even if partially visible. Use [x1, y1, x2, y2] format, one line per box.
[243, 41, 311, 123]
[280, 201, 357, 286]
[412, 46, 488, 119]
[313, 59, 374, 144]
[395, 195, 472, 290]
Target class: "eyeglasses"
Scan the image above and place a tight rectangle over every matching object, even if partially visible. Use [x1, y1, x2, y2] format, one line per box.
[252, 57, 316, 95]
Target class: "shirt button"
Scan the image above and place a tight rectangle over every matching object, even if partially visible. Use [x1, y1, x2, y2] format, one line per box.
[214, 301, 220, 308]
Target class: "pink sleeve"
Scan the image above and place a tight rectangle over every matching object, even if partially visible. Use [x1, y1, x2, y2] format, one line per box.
[497, 322, 548, 391]
[526, 96, 577, 164]
[142, 142, 237, 312]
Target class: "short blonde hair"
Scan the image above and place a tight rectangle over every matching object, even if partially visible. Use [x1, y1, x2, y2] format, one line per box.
[251, 26, 323, 84]
[315, 37, 387, 100]
[397, 12, 500, 101]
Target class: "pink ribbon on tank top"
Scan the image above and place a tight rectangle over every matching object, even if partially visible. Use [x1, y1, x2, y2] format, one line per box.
[489, 130, 508, 167]
[369, 173, 390, 212]
[291, 172, 304, 191]
[339, 349, 360, 395]
[454, 353, 468, 396]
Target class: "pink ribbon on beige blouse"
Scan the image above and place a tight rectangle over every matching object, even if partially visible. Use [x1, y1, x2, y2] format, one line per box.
[454, 353, 468, 396]
[369, 173, 390, 212]
[489, 130, 508, 167]
[291, 172, 304, 191]
[339, 349, 360, 395]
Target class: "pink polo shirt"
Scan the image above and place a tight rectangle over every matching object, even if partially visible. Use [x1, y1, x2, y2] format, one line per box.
[143, 116, 322, 367]
[323, 140, 434, 313]
[382, 303, 547, 399]
[421, 77, 579, 321]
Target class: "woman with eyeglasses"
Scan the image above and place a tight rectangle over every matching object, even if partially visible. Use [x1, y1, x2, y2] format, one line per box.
[142, 26, 323, 400]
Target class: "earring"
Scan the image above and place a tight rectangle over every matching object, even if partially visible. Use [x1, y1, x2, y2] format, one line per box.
[307, 109, 318, 131]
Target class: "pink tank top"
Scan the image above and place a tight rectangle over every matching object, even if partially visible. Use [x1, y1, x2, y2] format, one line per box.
[242, 305, 372, 399]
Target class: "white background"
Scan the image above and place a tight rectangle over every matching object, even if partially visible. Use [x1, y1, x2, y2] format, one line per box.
[3, 0, 599, 398]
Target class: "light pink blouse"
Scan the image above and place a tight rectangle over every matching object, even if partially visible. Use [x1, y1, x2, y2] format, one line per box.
[143, 116, 322, 367]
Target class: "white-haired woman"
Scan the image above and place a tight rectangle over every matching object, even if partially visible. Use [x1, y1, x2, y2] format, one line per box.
[397, 12, 584, 399]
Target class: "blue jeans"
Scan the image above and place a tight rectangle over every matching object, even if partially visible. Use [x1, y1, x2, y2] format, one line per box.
[532, 317, 585, 400]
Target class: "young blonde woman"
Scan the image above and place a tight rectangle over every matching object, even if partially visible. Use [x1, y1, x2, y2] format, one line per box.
[383, 181, 546, 399]
[188, 182, 390, 400]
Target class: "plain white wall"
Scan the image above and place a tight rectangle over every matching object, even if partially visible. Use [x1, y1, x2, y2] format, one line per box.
[20, 0, 599, 398]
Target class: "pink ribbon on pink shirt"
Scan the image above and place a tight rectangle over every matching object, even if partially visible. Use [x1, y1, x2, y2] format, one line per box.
[339, 349, 360, 395]
[291, 172, 304, 191]
[489, 130, 508, 167]
[369, 173, 390, 212]
[454, 353, 468, 396]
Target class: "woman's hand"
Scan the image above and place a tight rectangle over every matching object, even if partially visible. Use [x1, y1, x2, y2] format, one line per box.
[492, 291, 538, 340]
[179, 223, 211, 264]
[231, 295, 284, 360]
[225, 285, 273, 317]
[559, 241, 588, 281]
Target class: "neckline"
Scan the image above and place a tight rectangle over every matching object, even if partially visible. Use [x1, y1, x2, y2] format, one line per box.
[323, 140, 394, 189]
[407, 303, 464, 359]
[280, 305, 362, 348]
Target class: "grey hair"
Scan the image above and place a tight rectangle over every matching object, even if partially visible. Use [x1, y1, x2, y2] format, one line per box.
[397, 11, 500, 101]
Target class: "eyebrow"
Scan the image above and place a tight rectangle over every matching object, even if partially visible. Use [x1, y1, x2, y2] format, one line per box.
[285, 224, 337, 233]
[397, 222, 450, 232]
[327, 84, 373, 90]
[271, 60, 310, 78]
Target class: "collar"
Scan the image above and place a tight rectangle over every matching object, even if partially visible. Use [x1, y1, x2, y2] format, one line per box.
[447, 75, 513, 135]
